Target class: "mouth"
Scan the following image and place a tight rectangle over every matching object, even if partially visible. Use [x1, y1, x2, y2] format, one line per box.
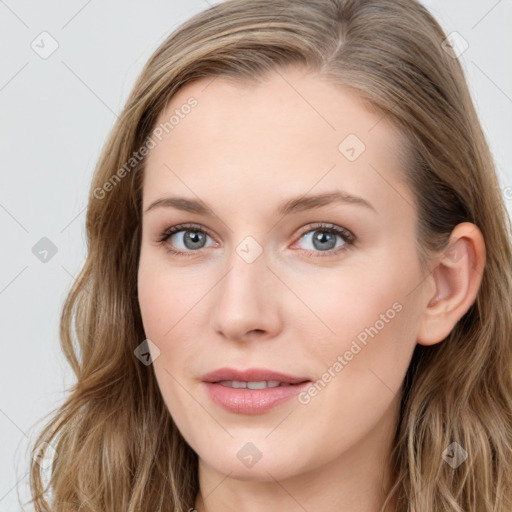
[202, 367, 311, 385]
[201, 367, 312, 414]
[216, 380, 297, 389]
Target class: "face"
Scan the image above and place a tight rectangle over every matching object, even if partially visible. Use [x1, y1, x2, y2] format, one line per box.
[137, 66, 430, 483]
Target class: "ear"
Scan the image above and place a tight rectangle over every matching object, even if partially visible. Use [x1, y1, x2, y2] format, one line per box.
[416, 222, 486, 346]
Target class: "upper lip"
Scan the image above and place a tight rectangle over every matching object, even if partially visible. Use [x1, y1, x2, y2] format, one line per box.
[202, 367, 311, 384]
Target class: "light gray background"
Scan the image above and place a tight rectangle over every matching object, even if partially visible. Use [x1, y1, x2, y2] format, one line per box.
[1, 1, 511, 510]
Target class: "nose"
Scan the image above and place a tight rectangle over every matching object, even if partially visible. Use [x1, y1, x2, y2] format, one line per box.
[209, 242, 283, 343]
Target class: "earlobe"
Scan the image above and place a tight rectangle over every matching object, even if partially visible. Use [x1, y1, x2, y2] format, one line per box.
[416, 222, 486, 346]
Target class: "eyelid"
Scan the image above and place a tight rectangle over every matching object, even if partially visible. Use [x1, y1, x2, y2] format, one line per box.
[293, 222, 355, 244]
[158, 223, 216, 242]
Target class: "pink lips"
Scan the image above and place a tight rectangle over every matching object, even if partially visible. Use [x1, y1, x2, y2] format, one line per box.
[202, 367, 310, 385]
[202, 367, 311, 415]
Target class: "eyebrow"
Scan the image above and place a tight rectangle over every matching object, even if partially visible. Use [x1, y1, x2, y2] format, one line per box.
[144, 191, 377, 216]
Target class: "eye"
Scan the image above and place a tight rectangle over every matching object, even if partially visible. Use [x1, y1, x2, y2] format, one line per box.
[293, 223, 355, 257]
[157, 223, 217, 256]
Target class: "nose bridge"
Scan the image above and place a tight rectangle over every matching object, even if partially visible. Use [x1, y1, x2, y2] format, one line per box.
[210, 236, 281, 340]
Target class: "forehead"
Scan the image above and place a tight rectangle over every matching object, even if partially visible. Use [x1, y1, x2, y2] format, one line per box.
[142, 67, 412, 216]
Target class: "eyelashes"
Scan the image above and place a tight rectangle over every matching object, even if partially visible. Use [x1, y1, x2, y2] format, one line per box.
[157, 223, 218, 256]
[156, 222, 355, 258]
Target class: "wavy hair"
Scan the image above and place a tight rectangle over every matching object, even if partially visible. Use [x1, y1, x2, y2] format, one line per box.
[28, 0, 512, 510]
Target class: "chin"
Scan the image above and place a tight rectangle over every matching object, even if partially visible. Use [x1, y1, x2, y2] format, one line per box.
[195, 438, 313, 482]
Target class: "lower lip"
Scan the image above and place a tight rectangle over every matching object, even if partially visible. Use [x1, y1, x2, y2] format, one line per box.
[203, 381, 311, 414]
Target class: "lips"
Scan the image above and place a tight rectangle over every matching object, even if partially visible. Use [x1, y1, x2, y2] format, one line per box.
[202, 367, 310, 385]
[201, 367, 312, 414]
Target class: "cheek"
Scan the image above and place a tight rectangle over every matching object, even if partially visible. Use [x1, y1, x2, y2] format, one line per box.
[296, 258, 420, 417]
[137, 253, 209, 394]
[137, 257, 202, 435]
[137, 251, 200, 340]
[287, 263, 405, 343]
[285, 283, 415, 462]
[295, 254, 419, 375]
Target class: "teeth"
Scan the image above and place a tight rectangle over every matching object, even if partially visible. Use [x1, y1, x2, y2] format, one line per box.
[218, 380, 285, 389]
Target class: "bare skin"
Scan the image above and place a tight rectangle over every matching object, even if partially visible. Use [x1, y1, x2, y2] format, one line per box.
[137, 66, 485, 512]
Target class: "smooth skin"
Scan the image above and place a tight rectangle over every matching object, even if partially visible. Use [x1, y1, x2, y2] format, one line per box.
[137, 66, 485, 512]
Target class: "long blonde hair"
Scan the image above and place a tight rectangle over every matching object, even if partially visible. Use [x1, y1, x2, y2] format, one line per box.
[28, 0, 512, 510]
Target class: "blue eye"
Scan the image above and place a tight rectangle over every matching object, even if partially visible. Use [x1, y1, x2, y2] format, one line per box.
[157, 222, 355, 258]
[158, 224, 216, 255]
[293, 223, 354, 257]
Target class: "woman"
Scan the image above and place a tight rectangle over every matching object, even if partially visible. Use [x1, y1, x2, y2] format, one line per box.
[29, 0, 512, 510]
